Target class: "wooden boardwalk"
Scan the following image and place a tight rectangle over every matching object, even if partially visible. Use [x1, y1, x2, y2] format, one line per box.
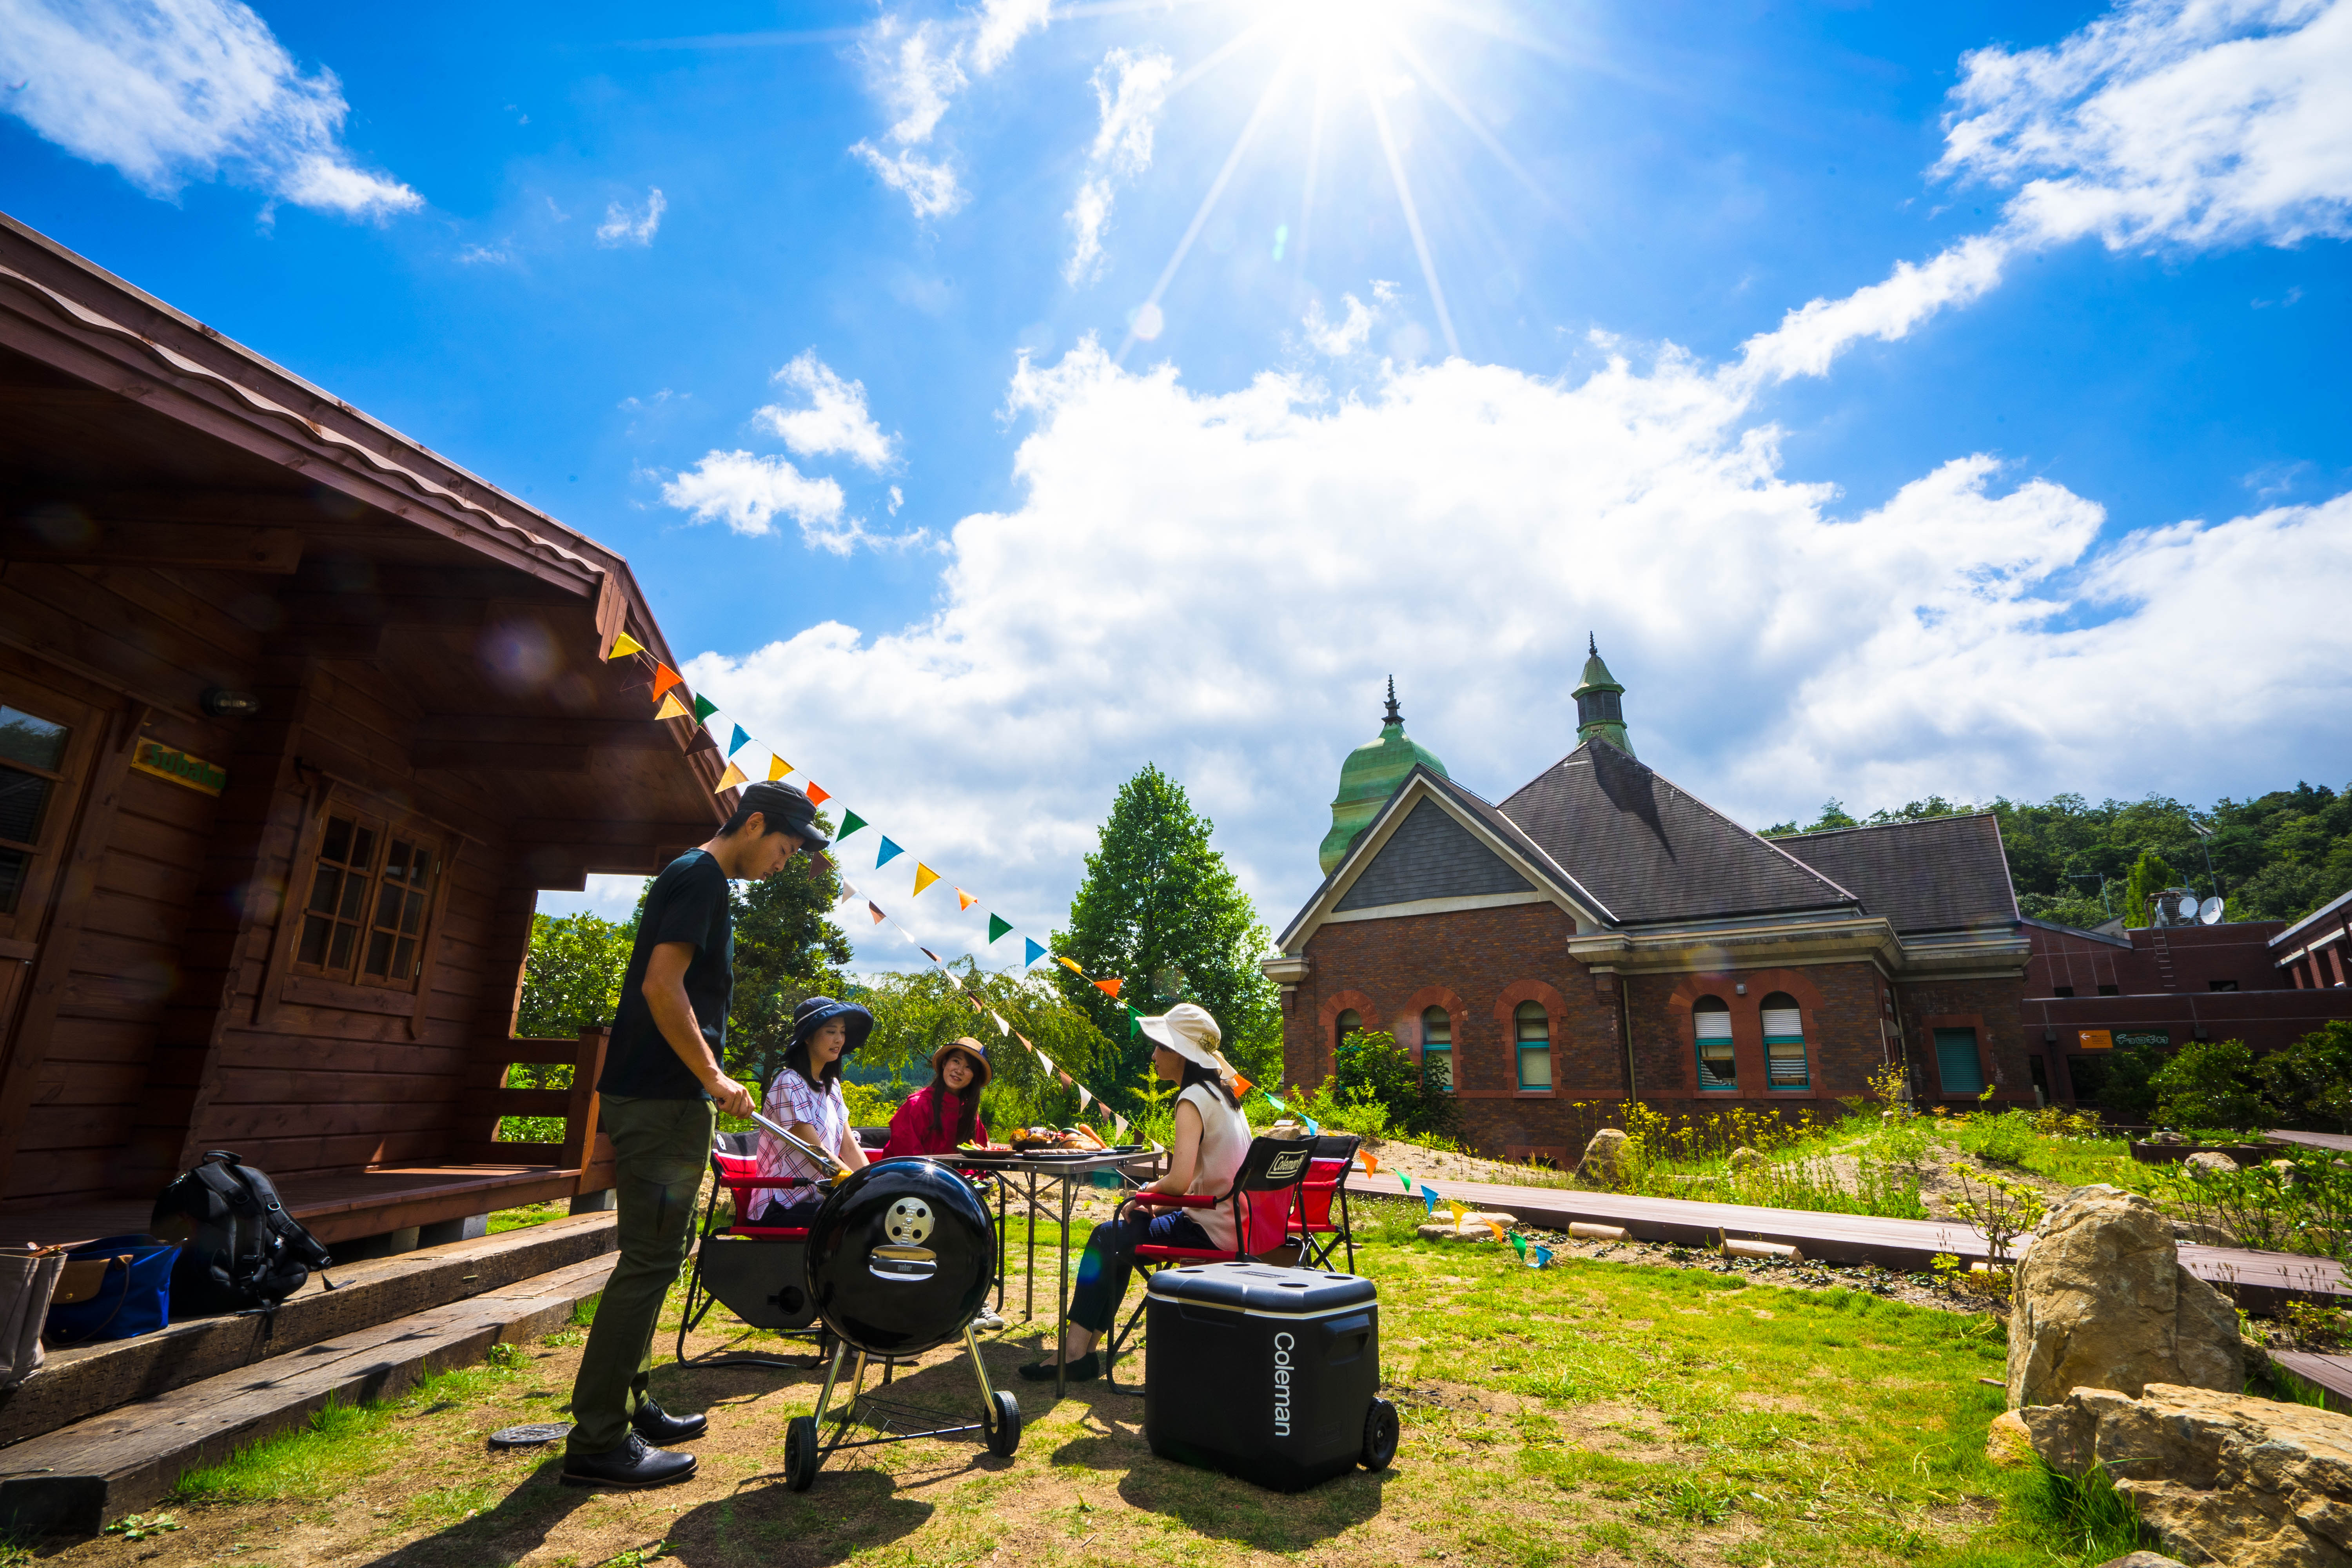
[2269, 1130, 2352, 1154]
[1344, 1171, 2351, 1309]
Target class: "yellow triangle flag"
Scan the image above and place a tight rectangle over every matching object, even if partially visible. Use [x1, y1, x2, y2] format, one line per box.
[1056, 956, 1083, 975]
[1446, 1200, 1467, 1227]
[607, 632, 646, 660]
[653, 691, 691, 721]
[912, 864, 940, 897]
[713, 761, 748, 791]
[767, 753, 791, 781]
[955, 887, 976, 911]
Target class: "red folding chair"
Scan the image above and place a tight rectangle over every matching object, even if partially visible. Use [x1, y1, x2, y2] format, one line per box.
[1292, 1133, 1363, 1274]
[676, 1131, 833, 1369]
[1101, 1136, 1316, 1392]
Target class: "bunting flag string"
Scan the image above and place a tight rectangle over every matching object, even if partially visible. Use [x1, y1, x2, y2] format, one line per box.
[839, 811, 868, 838]
[652, 691, 690, 722]
[713, 762, 748, 791]
[768, 755, 793, 781]
[988, 915, 1013, 943]
[728, 724, 752, 755]
[652, 664, 683, 699]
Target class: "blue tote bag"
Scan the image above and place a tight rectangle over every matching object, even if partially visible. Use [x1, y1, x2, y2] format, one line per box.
[44, 1233, 178, 1345]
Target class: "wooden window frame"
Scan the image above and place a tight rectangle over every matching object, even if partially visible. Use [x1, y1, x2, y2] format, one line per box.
[1693, 996, 1737, 1091]
[1420, 1004, 1453, 1095]
[0, 684, 103, 946]
[1513, 1000, 1552, 1092]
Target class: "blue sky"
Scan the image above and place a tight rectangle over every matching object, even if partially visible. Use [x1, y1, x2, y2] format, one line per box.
[5, 0, 2347, 965]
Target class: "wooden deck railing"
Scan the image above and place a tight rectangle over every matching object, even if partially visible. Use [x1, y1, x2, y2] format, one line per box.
[453, 1025, 615, 1196]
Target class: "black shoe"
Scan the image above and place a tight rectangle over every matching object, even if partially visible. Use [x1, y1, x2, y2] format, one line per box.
[1016, 1353, 1098, 1383]
[561, 1433, 698, 1489]
[632, 1398, 708, 1443]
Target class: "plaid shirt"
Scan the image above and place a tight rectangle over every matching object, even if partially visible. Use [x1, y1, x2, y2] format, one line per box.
[754, 1069, 845, 1219]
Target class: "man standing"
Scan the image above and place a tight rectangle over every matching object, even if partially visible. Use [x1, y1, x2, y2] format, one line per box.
[563, 780, 830, 1488]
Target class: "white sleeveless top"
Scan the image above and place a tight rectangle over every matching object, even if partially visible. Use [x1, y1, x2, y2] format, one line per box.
[1177, 1080, 1253, 1251]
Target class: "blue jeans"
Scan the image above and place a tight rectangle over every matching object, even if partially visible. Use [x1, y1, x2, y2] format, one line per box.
[1067, 1208, 1215, 1334]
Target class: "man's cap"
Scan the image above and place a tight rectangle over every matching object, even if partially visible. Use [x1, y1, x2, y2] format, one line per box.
[737, 780, 830, 849]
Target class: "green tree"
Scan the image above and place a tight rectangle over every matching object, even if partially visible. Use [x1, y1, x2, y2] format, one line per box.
[725, 844, 854, 1089]
[515, 913, 635, 1040]
[2258, 1020, 2352, 1133]
[2151, 1038, 2266, 1131]
[2122, 848, 2181, 928]
[1053, 764, 1281, 1106]
[851, 962, 1119, 1132]
[1333, 1028, 1458, 1138]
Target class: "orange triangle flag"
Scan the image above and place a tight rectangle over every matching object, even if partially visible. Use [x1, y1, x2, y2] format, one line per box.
[713, 762, 748, 792]
[955, 887, 976, 911]
[651, 664, 683, 699]
[607, 632, 646, 660]
[767, 754, 792, 781]
[1231, 1074, 1254, 1095]
[912, 864, 940, 897]
[805, 782, 830, 805]
[652, 691, 690, 721]
[1093, 977, 1123, 998]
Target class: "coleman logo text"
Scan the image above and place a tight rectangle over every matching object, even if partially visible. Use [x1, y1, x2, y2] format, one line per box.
[1273, 1331, 1294, 1437]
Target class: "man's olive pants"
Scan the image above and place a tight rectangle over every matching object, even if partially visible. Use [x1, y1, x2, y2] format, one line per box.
[567, 1093, 716, 1456]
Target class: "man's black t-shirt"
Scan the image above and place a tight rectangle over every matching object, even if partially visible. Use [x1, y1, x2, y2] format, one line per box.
[597, 850, 734, 1100]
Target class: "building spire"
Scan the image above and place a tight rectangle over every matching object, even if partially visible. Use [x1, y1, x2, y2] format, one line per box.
[1572, 638, 1634, 756]
[1319, 676, 1449, 876]
[1383, 675, 1401, 727]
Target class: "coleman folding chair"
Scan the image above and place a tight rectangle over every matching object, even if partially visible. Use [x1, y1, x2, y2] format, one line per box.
[675, 1131, 834, 1369]
[1292, 1133, 1363, 1274]
[1101, 1135, 1316, 1393]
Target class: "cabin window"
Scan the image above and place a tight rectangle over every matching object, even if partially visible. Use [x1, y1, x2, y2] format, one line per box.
[2052, 985, 2075, 998]
[1514, 1001, 1552, 1091]
[295, 811, 440, 988]
[1935, 1027, 1985, 1095]
[1334, 1008, 1361, 1058]
[1421, 1005, 1453, 1094]
[1761, 992, 1808, 1090]
[1694, 996, 1735, 1089]
[0, 704, 70, 918]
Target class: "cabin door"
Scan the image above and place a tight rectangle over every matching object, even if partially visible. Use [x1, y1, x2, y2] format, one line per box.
[0, 674, 103, 1063]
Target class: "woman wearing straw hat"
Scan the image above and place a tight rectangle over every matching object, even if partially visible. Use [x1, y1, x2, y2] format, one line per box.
[880, 1037, 993, 1160]
[1018, 1002, 1250, 1382]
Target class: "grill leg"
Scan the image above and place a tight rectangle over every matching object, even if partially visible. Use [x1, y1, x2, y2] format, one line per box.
[810, 1338, 850, 1430]
[965, 1323, 997, 1405]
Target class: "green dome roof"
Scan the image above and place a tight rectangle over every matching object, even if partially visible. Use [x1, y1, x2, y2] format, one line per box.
[1319, 679, 1448, 877]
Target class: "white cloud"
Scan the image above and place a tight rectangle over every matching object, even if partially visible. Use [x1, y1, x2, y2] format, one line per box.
[756, 352, 899, 471]
[851, 2, 1051, 220]
[971, 0, 1050, 74]
[852, 145, 966, 218]
[456, 241, 512, 266]
[1063, 47, 1175, 284]
[660, 450, 845, 541]
[596, 187, 666, 247]
[0, 0, 420, 218]
[1737, 0, 2350, 383]
[674, 335, 2352, 962]
[1301, 289, 1384, 356]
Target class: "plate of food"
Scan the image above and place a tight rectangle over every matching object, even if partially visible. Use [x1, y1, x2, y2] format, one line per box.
[1005, 1126, 1115, 1157]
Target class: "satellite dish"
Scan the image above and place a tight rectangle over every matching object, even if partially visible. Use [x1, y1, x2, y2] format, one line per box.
[2176, 893, 2203, 923]
[2199, 896, 2225, 925]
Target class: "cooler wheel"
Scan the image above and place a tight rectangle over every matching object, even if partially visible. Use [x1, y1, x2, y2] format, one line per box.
[1361, 1397, 1399, 1472]
[985, 1390, 1022, 1457]
[784, 1415, 821, 1491]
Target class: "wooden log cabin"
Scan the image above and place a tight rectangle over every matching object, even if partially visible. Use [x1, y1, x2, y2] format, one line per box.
[0, 211, 732, 1250]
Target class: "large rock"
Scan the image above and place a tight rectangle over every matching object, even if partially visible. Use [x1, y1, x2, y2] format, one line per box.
[2007, 1186, 2242, 1409]
[1728, 1145, 1765, 1174]
[1578, 1128, 1628, 1186]
[2022, 1383, 2352, 1566]
[2185, 1151, 2238, 1175]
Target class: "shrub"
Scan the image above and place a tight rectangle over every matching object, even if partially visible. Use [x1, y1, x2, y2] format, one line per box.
[1332, 1029, 1458, 1138]
[2151, 1038, 2266, 1131]
[2259, 1020, 2352, 1133]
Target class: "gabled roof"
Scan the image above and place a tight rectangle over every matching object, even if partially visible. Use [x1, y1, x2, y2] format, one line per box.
[1772, 814, 2018, 935]
[1497, 741, 1858, 927]
[2272, 884, 2352, 950]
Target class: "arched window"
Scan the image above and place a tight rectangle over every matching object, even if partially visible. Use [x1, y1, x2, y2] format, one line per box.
[1334, 1008, 1361, 1057]
[1762, 992, 1808, 1090]
[1514, 1001, 1552, 1091]
[1421, 1005, 1453, 1093]
[1693, 996, 1735, 1089]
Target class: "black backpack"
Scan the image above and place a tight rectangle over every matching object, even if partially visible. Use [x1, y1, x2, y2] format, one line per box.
[150, 1151, 334, 1316]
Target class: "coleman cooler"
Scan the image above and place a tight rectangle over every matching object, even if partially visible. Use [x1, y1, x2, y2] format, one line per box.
[1144, 1261, 1398, 1492]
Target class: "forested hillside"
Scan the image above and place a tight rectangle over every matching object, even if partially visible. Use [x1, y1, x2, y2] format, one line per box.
[1763, 781, 2352, 929]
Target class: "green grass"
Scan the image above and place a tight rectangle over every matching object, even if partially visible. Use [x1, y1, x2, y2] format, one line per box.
[487, 1199, 570, 1235]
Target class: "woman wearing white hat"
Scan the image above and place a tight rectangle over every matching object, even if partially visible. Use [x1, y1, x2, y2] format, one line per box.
[1018, 1001, 1251, 1382]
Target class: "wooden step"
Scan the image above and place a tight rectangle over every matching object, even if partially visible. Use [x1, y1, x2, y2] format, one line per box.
[0, 1250, 616, 1537]
[0, 1212, 616, 1451]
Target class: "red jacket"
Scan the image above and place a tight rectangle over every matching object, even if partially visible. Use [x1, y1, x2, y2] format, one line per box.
[881, 1085, 987, 1159]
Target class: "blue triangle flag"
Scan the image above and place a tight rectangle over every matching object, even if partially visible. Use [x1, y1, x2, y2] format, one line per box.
[1529, 1244, 1554, 1269]
[728, 724, 751, 755]
[1420, 1183, 1439, 1213]
[877, 837, 905, 867]
[1023, 938, 1046, 967]
[1302, 1115, 1321, 1136]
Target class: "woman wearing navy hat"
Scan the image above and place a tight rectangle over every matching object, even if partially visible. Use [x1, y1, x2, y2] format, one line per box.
[752, 996, 873, 1224]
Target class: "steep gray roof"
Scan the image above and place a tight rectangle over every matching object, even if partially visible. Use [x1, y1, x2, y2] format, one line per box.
[1334, 797, 1536, 909]
[1773, 814, 2018, 934]
[1496, 742, 1858, 927]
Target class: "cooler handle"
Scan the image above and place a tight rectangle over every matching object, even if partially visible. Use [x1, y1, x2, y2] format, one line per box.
[1317, 1311, 1372, 1365]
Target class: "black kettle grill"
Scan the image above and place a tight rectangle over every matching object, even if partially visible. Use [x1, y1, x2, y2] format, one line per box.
[751, 1112, 1020, 1490]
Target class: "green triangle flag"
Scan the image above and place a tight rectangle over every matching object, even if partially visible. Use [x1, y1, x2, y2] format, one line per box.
[1509, 1232, 1528, 1258]
[987, 914, 1012, 944]
[839, 810, 868, 838]
[691, 695, 718, 724]
[1128, 1007, 1140, 1039]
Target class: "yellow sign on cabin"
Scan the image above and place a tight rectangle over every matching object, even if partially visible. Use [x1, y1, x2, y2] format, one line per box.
[2077, 1029, 2114, 1051]
[131, 739, 227, 797]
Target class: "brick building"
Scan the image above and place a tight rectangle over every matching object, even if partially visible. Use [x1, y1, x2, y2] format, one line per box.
[1261, 647, 2033, 1161]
